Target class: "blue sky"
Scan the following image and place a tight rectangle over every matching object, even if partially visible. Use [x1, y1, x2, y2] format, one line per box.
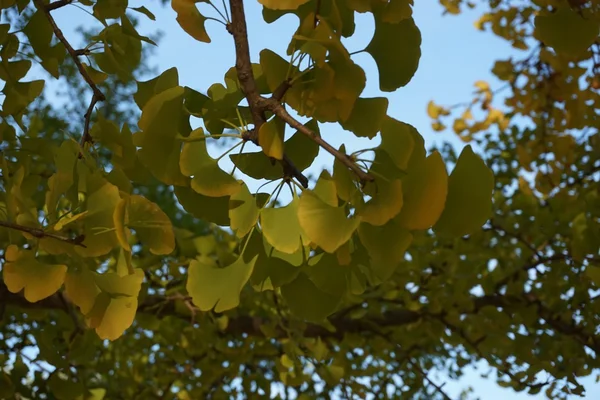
[41, 1, 600, 398]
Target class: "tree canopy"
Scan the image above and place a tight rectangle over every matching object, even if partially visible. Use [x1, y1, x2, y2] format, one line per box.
[0, 0, 599, 399]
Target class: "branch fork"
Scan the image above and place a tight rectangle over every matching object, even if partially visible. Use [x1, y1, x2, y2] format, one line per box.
[227, 0, 374, 187]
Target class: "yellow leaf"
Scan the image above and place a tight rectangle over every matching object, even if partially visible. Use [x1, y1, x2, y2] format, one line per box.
[3, 245, 67, 302]
[258, 117, 284, 160]
[395, 151, 448, 230]
[171, 0, 211, 43]
[258, 0, 311, 10]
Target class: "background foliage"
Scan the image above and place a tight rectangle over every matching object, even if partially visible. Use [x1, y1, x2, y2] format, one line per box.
[0, 0, 599, 399]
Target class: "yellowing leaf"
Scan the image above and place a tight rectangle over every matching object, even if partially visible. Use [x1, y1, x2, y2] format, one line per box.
[258, 117, 285, 160]
[65, 269, 144, 341]
[380, 117, 416, 171]
[298, 190, 359, 253]
[187, 254, 258, 313]
[434, 145, 494, 237]
[357, 178, 403, 226]
[82, 63, 108, 84]
[229, 183, 261, 238]
[180, 129, 241, 197]
[258, 0, 310, 10]
[114, 195, 175, 255]
[534, 6, 599, 57]
[395, 151, 448, 230]
[3, 245, 67, 302]
[340, 97, 389, 138]
[172, 0, 211, 43]
[261, 197, 306, 254]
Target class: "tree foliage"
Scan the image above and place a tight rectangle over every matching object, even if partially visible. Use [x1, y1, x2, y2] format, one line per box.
[0, 0, 598, 399]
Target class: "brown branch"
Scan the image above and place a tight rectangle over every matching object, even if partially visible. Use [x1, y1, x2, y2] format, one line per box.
[0, 220, 86, 247]
[45, 0, 73, 11]
[227, 0, 309, 187]
[262, 98, 374, 183]
[35, 0, 105, 148]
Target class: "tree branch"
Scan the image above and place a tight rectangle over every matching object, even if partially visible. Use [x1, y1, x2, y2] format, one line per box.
[0, 220, 86, 247]
[45, 0, 73, 11]
[261, 98, 374, 183]
[35, 0, 105, 147]
[409, 359, 454, 400]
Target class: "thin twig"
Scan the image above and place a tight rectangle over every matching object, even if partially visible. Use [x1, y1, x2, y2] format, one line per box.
[45, 0, 73, 11]
[35, 0, 105, 149]
[0, 220, 86, 247]
[408, 359, 453, 400]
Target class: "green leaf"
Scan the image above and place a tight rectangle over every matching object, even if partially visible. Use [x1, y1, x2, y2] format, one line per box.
[23, 10, 65, 78]
[82, 63, 108, 85]
[2, 245, 67, 302]
[261, 197, 306, 254]
[172, 0, 211, 43]
[134, 67, 179, 109]
[340, 97, 389, 138]
[434, 145, 494, 236]
[380, 117, 417, 171]
[395, 151, 448, 230]
[259, 117, 285, 160]
[534, 6, 599, 57]
[229, 183, 261, 238]
[94, 24, 142, 81]
[174, 185, 230, 226]
[2, 80, 45, 116]
[94, 0, 128, 20]
[137, 86, 188, 186]
[113, 194, 175, 255]
[187, 254, 258, 312]
[366, 15, 421, 91]
[298, 190, 359, 253]
[358, 220, 412, 280]
[281, 273, 340, 321]
[131, 5, 156, 20]
[45, 140, 78, 220]
[65, 269, 144, 340]
[180, 129, 241, 197]
[48, 374, 84, 400]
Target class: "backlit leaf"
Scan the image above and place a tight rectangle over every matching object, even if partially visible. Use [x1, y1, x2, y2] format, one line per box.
[172, 0, 211, 43]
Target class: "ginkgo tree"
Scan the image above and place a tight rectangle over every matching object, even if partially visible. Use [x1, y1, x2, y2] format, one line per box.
[0, 0, 598, 399]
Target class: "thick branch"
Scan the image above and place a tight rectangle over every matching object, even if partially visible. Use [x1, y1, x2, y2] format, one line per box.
[0, 220, 86, 247]
[262, 98, 374, 183]
[35, 0, 105, 147]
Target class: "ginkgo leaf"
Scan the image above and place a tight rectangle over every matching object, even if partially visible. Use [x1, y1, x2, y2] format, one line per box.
[76, 172, 121, 257]
[340, 97, 389, 138]
[357, 178, 403, 226]
[298, 190, 359, 253]
[134, 67, 179, 109]
[114, 194, 175, 255]
[434, 145, 494, 237]
[395, 151, 448, 230]
[172, 0, 211, 43]
[333, 145, 358, 202]
[187, 254, 258, 313]
[261, 197, 306, 254]
[180, 128, 241, 197]
[380, 117, 416, 171]
[281, 272, 340, 321]
[358, 220, 412, 280]
[65, 269, 144, 341]
[230, 183, 261, 238]
[534, 6, 599, 57]
[258, 0, 310, 10]
[366, 15, 421, 91]
[3, 245, 67, 302]
[45, 140, 78, 219]
[137, 85, 188, 186]
[258, 117, 285, 160]
[174, 185, 230, 226]
[313, 171, 338, 207]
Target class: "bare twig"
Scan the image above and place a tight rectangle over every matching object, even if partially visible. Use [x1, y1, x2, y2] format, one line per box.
[0, 220, 86, 247]
[35, 0, 105, 148]
[409, 359, 453, 400]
